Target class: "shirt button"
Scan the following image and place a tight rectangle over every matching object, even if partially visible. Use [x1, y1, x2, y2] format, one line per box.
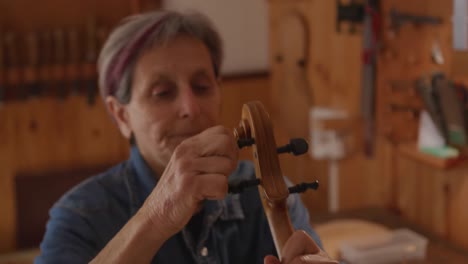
[200, 246, 208, 257]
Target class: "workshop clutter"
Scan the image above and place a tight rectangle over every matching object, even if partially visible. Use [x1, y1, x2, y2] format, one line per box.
[0, 18, 110, 105]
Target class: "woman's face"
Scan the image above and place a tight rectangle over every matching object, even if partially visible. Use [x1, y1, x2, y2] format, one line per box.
[110, 35, 222, 175]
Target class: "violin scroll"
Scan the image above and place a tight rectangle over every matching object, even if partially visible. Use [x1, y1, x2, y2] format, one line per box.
[230, 101, 319, 259]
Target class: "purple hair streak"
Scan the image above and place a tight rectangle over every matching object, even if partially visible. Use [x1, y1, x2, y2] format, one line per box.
[103, 16, 167, 98]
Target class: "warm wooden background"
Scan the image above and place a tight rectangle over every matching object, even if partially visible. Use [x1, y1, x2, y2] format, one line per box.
[0, 0, 157, 253]
[268, 0, 468, 253]
[1, 0, 468, 255]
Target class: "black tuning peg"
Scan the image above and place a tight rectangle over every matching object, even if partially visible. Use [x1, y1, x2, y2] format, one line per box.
[228, 178, 261, 193]
[237, 138, 255, 149]
[277, 138, 309, 156]
[288, 180, 319, 194]
[228, 179, 319, 194]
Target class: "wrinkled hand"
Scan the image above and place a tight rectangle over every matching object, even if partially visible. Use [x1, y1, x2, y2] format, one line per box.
[264, 231, 338, 264]
[142, 126, 238, 237]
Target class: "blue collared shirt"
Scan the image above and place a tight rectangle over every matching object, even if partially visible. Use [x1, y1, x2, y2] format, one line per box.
[36, 146, 322, 263]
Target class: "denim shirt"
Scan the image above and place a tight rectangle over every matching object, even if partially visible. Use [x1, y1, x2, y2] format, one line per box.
[36, 146, 322, 264]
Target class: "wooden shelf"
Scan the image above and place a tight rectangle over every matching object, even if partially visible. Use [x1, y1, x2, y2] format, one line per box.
[397, 143, 468, 170]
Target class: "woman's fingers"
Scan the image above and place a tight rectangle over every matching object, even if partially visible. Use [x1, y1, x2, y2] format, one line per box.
[278, 230, 338, 263]
[191, 125, 238, 160]
[281, 230, 321, 263]
[264, 255, 281, 264]
[289, 255, 338, 264]
[143, 125, 239, 237]
[192, 156, 237, 175]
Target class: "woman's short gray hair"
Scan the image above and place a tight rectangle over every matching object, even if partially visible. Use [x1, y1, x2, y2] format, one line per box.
[97, 10, 223, 104]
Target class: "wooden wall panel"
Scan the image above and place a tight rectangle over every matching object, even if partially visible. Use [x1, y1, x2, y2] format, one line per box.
[338, 138, 394, 210]
[0, 0, 163, 252]
[269, 0, 331, 213]
[268, 0, 468, 250]
[447, 172, 468, 250]
[0, 97, 130, 253]
[0, 103, 16, 254]
[269, 0, 393, 212]
[396, 151, 468, 250]
[453, 51, 468, 80]
[0, 0, 134, 30]
[376, 0, 468, 251]
[376, 0, 453, 142]
[220, 75, 272, 129]
[269, 0, 363, 117]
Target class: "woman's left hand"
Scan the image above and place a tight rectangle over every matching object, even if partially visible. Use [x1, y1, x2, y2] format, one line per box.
[264, 230, 338, 264]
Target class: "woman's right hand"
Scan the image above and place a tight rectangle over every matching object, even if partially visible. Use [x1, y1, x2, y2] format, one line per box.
[141, 125, 239, 237]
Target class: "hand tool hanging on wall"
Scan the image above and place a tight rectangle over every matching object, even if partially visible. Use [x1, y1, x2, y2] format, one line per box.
[361, 0, 380, 157]
[84, 17, 97, 105]
[390, 8, 442, 32]
[53, 29, 68, 100]
[4, 32, 25, 100]
[97, 26, 110, 53]
[0, 30, 4, 105]
[434, 73, 468, 146]
[431, 40, 445, 65]
[40, 31, 53, 98]
[455, 83, 468, 131]
[67, 29, 82, 96]
[336, 0, 365, 33]
[336, 0, 380, 156]
[25, 32, 41, 98]
[416, 74, 448, 141]
[389, 103, 419, 117]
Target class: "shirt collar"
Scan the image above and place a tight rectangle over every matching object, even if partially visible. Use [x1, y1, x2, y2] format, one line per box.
[129, 145, 157, 203]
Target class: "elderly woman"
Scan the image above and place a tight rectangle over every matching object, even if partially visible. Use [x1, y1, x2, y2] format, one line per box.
[36, 10, 336, 264]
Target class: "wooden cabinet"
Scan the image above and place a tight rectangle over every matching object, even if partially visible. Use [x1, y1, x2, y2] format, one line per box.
[395, 148, 468, 250]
